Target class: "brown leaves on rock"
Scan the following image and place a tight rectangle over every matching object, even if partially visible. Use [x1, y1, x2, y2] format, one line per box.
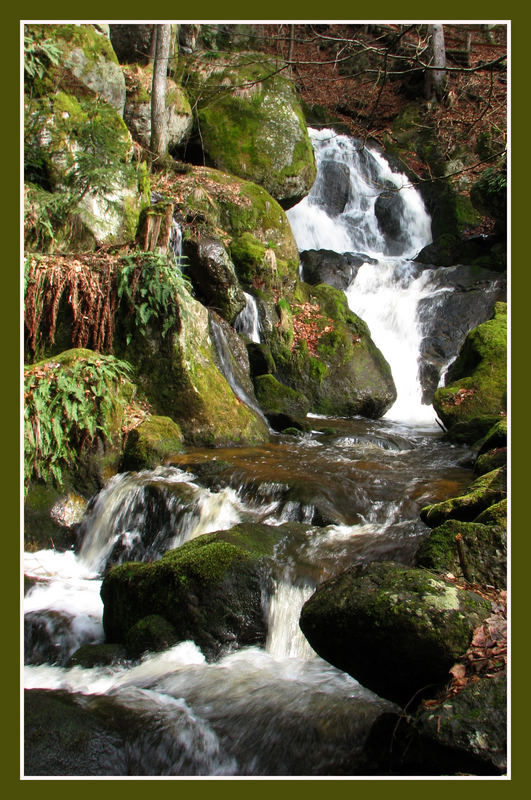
[443, 387, 477, 406]
[280, 300, 334, 357]
[422, 579, 507, 708]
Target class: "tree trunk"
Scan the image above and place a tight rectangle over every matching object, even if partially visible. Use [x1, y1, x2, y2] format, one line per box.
[425, 24, 447, 102]
[150, 24, 172, 164]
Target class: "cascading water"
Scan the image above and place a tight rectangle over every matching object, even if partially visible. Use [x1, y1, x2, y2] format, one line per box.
[234, 292, 261, 343]
[25, 130, 493, 778]
[287, 128, 437, 424]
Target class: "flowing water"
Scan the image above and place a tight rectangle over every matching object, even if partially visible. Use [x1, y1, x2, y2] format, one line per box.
[24, 129, 485, 776]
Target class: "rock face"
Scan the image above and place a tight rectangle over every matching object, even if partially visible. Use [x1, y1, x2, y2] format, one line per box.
[268, 283, 396, 418]
[300, 249, 372, 290]
[416, 519, 507, 588]
[299, 560, 491, 706]
[433, 302, 507, 442]
[123, 64, 193, 152]
[100, 524, 285, 659]
[109, 24, 156, 63]
[191, 53, 316, 208]
[184, 235, 246, 323]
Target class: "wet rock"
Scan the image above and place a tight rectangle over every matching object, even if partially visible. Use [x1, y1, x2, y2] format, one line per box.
[122, 416, 185, 472]
[317, 160, 351, 215]
[299, 560, 491, 706]
[433, 302, 507, 443]
[300, 249, 372, 290]
[184, 236, 246, 324]
[420, 467, 506, 527]
[101, 525, 287, 659]
[415, 519, 507, 588]
[66, 643, 127, 668]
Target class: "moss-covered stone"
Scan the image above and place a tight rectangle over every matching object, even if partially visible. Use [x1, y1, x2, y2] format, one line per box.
[267, 282, 396, 418]
[413, 673, 507, 774]
[254, 373, 310, 417]
[190, 52, 316, 208]
[101, 523, 286, 658]
[123, 63, 192, 152]
[156, 164, 300, 294]
[25, 90, 147, 248]
[420, 467, 506, 528]
[415, 519, 507, 588]
[124, 614, 179, 658]
[433, 303, 507, 442]
[26, 24, 125, 113]
[183, 234, 246, 323]
[114, 282, 269, 448]
[475, 498, 507, 528]
[474, 447, 507, 476]
[299, 560, 491, 706]
[122, 416, 184, 471]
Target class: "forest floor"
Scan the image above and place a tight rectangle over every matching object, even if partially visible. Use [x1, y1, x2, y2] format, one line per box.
[257, 23, 507, 182]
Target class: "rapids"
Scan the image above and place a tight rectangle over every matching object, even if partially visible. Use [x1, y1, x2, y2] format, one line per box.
[24, 127, 486, 776]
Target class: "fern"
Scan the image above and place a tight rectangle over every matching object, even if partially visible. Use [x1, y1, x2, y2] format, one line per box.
[24, 353, 133, 493]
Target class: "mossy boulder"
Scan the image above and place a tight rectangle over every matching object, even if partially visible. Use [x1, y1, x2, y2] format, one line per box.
[420, 467, 506, 528]
[190, 52, 316, 208]
[413, 673, 507, 774]
[433, 303, 507, 442]
[123, 64, 192, 152]
[26, 24, 126, 114]
[475, 498, 507, 527]
[114, 283, 269, 448]
[299, 560, 491, 706]
[101, 523, 286, 659]
[415, 519, 507, 588]
[471, 166, 507, 235]
[25, 90, 147, 248]
[268, 282, 396, 418]
[157, 164, 300, 294]
[122, 416, 184, 471]
[254, 374, 310, 418]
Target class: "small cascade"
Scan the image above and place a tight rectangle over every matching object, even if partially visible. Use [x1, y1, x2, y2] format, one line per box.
[265, 576, 316, 660]
[234, 292, 261, 343]
[169, 218, 183, 266]
[78, 467, 244, 575]
[287, 128, 438, 424]
[209, 314, 268, 423]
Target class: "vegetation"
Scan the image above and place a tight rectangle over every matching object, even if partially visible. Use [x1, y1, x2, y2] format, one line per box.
[24, 349, 133, 492]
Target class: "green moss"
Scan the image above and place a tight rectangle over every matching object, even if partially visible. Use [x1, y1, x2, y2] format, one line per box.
[434, 304, 507, 440]
[254, 373, 309, 417]
[475, 498, 507, 528]
[416, 518, 507, 587]
[124, 614, 179, 658]
[420, 467, 507, 528]
[122, 415, 184, 471]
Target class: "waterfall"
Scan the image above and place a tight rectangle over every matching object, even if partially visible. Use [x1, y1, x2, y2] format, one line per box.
[235, 292, 261, 343]
[209, 314, 268, 423]
[265, 576, 315, 660]
[287, 128, 438, 424]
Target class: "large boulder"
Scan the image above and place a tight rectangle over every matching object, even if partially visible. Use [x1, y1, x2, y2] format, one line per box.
[100, 523, 286, 659]
[415, 519, 507, 588]
[269, 282, 396, 418]
[299, 560, 491, 706]
[189, 52, 316, 208]
[433, 302, 507, 442]
[300, 249, 372, 290]
[25, 91, 147, 249]
[26, 24, 126, 114]
[123, 64, 192, 153]
[109, 23, 155, 63]
[155, 164, 300, 294]
[183, 234, 246, 323]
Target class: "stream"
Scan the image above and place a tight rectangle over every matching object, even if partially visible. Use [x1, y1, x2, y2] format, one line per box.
[24, 128, 495, 776]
